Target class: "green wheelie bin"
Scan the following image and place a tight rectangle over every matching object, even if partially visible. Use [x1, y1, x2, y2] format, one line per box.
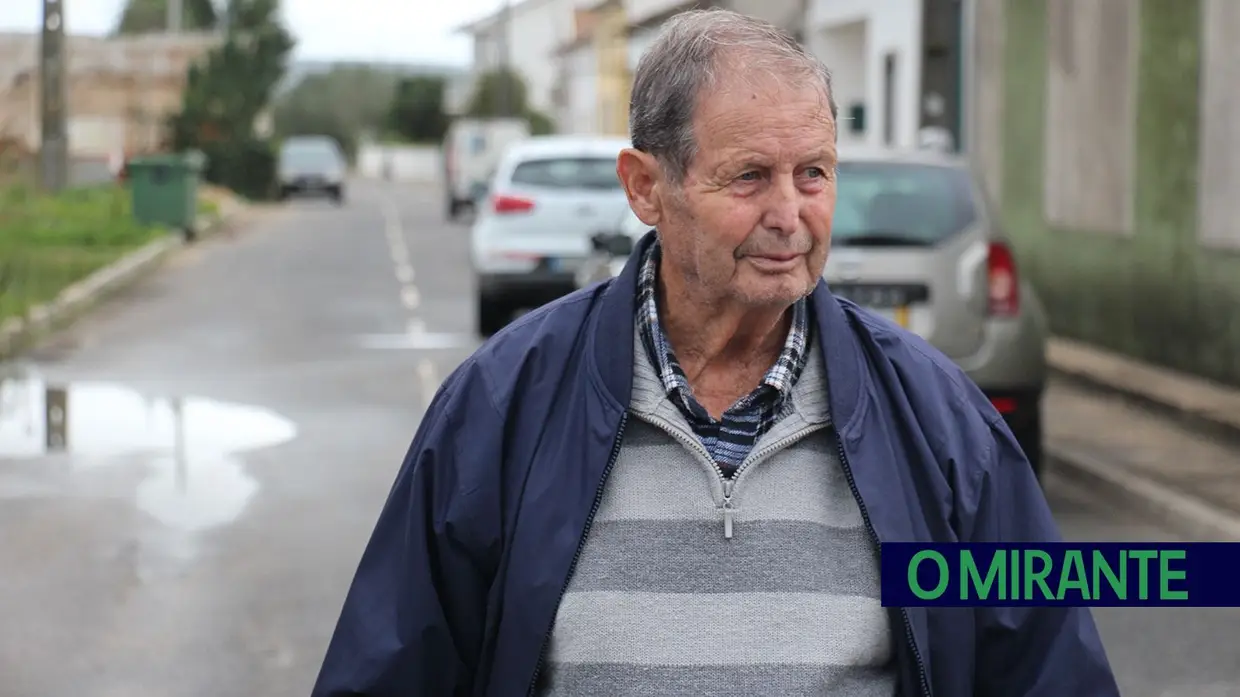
[128, 151, 205, 241]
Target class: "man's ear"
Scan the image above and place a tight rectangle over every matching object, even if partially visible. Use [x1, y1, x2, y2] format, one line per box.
[617, 148, 664, 227]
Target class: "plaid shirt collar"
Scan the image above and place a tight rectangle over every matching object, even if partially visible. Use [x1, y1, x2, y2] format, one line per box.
[635, 239, 811, 414]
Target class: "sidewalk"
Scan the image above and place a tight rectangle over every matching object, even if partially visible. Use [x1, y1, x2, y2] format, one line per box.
[1046, 338, 1240, 541]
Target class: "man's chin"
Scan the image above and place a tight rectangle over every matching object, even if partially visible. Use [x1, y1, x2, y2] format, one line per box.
[736, 277, 815, 309]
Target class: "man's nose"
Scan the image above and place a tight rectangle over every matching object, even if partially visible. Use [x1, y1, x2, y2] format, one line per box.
[760, 175, 800, 235]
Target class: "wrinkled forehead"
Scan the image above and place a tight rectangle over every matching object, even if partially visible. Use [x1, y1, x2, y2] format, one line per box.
[691, 78, 837, 164]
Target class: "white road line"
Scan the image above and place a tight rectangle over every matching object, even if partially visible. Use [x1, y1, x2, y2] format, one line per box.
[417, 358, 440, 406]
[401, 286, 421, 310]
[380, 198, 413, 277]
[389, 243, 410, 267]
[407, 318, 426, 335]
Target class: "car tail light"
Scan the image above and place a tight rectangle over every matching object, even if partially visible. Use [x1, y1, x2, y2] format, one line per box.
[990, 396, 1018, 414]
[986, 241, 1019, 316]
[492, 194, 534, 214]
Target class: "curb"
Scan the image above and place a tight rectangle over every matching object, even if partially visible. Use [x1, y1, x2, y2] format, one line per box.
[1048, 342, 1240, 445]
[0, 211, 238, 362]
[1047, 442, 1240, 542]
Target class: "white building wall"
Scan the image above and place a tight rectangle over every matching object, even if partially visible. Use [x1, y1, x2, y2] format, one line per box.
[807, 0, 922, 149]
[626, 0, 686, 26]
[562, 44, 602, 134]
[468, 0, 594, 118]
[628, 26, 658, 72]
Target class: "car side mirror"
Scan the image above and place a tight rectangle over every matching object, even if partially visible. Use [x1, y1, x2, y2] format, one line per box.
[591, 232, 634, 257]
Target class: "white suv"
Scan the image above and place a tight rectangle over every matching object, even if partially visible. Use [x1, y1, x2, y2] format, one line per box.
[470, 135, 633, 336]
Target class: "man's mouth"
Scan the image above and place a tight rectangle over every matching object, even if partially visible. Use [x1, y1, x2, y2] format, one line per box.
[747, 253, 803, 271]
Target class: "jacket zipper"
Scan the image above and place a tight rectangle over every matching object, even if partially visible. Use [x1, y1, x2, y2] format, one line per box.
[834, 432, 931, 697]
[525, 412, 629, 697]
[639, 414, 825, 539]
[719, 426, 826, 538]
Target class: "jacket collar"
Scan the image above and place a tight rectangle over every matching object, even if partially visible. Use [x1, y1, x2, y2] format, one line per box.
[587, 229, 868, 435]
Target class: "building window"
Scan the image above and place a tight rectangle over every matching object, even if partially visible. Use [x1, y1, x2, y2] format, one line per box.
[1198, 0, 1240, 251]
[1043, 0, 1137, 235]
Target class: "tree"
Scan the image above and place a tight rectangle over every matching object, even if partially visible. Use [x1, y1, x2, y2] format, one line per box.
[166, 0, 294, 198]
[465, 68, 555, 135]
[168, 0, 293, 147]
[465, 68, 529, 119]
[272, 65, 403, 161]
[387, 76, 449, 143]
[115, 0, 219, 34]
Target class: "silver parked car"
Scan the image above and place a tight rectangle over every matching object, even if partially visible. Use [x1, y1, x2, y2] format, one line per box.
[578, 146, 1049, 474]
[277, 135, 347, 204]
[470, 135, 633, 336]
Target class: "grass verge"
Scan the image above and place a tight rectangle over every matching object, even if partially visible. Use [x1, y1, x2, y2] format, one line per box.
[0, 183, 168, 323]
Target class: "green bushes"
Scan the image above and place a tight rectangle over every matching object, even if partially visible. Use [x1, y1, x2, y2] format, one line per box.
[200, 139, 278, 201]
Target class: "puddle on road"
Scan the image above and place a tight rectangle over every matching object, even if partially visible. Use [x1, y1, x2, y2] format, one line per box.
[0, 371, 298, 534]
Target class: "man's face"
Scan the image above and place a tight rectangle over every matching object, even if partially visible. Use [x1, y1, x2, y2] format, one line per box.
[658, 79, 837, 309]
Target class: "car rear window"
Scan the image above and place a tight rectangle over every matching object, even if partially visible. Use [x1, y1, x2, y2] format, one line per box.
[509, 157, 621, 190]
[833, 162, 979, 246]
[280, 143, 341, 169]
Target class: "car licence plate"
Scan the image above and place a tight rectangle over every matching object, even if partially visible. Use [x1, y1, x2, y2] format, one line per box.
[872, 305, 911, 328]
[831, 283, 927, 330]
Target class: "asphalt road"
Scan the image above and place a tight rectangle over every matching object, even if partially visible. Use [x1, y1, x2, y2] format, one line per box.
[0, 179, 1236, 697]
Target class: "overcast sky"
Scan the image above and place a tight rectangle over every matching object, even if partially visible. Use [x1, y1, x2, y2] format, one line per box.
[0, 0, 505, 65]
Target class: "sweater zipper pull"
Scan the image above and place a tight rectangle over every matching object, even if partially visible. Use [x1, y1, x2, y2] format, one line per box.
[722, 478, 735, 540]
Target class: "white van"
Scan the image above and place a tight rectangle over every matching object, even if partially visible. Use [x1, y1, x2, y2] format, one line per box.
[443, 117, 530, 220]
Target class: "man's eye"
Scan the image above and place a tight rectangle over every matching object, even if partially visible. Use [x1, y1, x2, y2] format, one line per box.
[804, 167, 829, 178]
[736, 171, 761, 181]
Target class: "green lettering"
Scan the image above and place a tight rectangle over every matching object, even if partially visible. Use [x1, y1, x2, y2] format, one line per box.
[1009, 545, 1020, 601]
[1057, 550, 1090, 600]
[1023, 550, 1054, 599]
[1092, 550, 1127, 600]
[1130, 550, 1158, 600]
[909, 550, 949, 600]
[962, 550, 1005, 600]
[1159, 550, 1188, 600]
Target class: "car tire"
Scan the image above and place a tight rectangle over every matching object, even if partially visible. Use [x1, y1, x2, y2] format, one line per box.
[1015, 412, 1043, 480]
[330, 186, 345, 205]
[448, 199, 462, 221]
[476, 295, 509, 338]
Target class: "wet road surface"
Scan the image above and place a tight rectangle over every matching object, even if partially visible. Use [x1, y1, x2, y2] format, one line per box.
[0, 179, 1236, 696]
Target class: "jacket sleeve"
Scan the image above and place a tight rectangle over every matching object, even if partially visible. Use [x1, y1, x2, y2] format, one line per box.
[970, 416, 1122, 697]
[311, 361, 505, 697]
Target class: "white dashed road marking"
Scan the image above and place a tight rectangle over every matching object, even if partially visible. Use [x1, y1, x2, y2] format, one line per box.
[379, 197, 445, 403]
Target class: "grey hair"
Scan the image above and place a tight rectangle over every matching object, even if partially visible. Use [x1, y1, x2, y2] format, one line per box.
[629, 8, 839, 183]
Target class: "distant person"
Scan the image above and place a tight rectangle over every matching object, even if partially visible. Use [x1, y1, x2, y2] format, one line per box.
[311, 9, 1120, 697]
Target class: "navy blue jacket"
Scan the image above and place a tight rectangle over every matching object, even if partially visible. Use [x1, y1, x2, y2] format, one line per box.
[312, 231, 1120, 697]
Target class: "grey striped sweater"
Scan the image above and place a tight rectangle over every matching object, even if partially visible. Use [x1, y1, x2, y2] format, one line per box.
[533, 328, 897, 696]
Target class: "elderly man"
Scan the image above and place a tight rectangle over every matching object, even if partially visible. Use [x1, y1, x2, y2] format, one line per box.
[312, 9, 1119, 697]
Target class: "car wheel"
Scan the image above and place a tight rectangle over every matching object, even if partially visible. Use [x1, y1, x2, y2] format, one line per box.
[331, 186, 345, 205]
[476, 295, 509, 338]
[1015, 412, 1043, 480]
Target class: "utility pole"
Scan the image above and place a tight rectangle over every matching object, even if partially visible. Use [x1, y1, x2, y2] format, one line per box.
[167, 0, 183, 33]
[39, 0, 68, 193]
[496, 0, 512, 116]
